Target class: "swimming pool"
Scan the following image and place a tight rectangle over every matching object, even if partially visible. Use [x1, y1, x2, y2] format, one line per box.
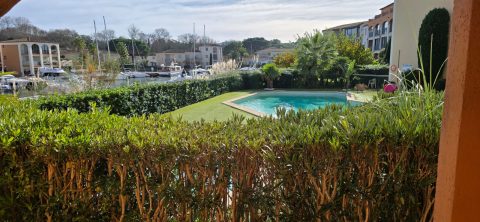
[225, 91, 360, 117]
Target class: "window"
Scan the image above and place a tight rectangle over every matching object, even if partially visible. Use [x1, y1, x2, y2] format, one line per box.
[374, 39, 380, 51]
[381, 37, 387, 48]
[369, 27, 374, 38]
[42, 44, 49, 54]
[206, 47, 209, 51]
[376, 25, 381, 36]
[32, 44, 40, 54]
[389, 20, 393, 32]
[383, 22, 388, 34]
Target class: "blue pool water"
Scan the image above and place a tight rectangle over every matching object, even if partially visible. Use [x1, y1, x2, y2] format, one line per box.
[233, 91, 359, 116]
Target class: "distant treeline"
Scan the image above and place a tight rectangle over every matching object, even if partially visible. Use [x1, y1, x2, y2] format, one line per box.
[0, 16, 294, 57]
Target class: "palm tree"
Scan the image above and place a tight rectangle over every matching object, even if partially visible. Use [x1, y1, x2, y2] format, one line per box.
[296, 31, 338, 87]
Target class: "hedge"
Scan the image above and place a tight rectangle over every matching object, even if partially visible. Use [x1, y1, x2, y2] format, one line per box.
[0, 91, 443, 221]
[37, 68, 390, 117]
[38, 74, 243, 116]
[356, 64, 389, 76]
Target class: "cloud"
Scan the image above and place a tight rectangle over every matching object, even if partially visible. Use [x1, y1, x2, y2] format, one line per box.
[6, 0, 393, 42]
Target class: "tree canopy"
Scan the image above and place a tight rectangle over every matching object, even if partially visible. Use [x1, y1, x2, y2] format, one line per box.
[223, 41, 249, 61]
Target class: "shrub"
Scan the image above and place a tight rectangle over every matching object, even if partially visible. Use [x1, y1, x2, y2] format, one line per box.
[0, 91, 443, 221]
[38, 74, 243, 116]
[261, 63, 281, 88]
[418, 8, 450, 88]
[240, 71, 264, 89]
[356, 64, 389, 75]
[334, 33, 376, 65]
[273, 52, 296, 68]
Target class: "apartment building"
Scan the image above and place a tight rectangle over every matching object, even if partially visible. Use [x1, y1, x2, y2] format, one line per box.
[147, 45, 223, 68]
[365, 3, 394, 58]
[322, 21, 367, 39]
[0, 38, 61, 76]
[198, 45, 223, 67]
[255, 47, 294, 65]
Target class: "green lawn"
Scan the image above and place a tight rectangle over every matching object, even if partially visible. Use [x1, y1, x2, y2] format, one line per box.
[165, 91, 258, 122]
[165, 89, 378, 122]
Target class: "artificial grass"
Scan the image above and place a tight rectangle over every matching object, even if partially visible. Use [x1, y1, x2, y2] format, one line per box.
[165, 91, 257, 122]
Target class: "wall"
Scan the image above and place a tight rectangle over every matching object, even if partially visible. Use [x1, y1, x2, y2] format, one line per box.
[389, 0, 453, 80]
[1, 45, 21, 75]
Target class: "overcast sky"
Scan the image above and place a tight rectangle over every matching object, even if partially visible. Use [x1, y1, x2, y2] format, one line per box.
[5, 0, 393, 42]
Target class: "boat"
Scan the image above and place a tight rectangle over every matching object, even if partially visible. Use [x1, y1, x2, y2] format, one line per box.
[121, 71, 150, 78]
[0, 75, 31, 90]
[158, 65, 182, 77]
[239, 67, 257, 71]
[0, 81, 11, 91]
[189, 68, 211, 76]
[39, 67, 66, 77]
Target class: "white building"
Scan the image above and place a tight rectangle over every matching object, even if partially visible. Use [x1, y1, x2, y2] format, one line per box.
[147, 45, 223, 68]
[255, 47, 294, 64]
[389, 0, 453, 80]
[198, 45, 223, 67]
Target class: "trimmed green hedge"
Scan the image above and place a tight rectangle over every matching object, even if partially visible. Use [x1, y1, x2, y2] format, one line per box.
[356, 64, 389, 76]
[1, 91, 443, 221]
[38, 74, 243, 116]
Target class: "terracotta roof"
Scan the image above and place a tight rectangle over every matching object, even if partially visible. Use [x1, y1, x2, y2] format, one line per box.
[0, 0, 20, 17]
[380, 3, 394, 10]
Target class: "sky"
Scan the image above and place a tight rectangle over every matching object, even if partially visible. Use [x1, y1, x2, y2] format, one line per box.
[5, 0, 393, 42]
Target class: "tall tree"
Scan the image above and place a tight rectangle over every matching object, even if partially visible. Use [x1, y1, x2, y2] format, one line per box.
[242, 37, 271, 54]
[116, 41, 130, 65]
[418, 8, 450, 88]
[152, 28, 171, 41]
[223, 41, 248, 61]
[128, 24, 140, 40]
[46, 29, 79, 50]
[296, 31, 338, 83]
[177, 33, 199, 45]
[333, 34, 375, 65]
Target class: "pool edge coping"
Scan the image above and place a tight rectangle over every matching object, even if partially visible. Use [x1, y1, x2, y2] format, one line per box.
[223, 92, 267, 117]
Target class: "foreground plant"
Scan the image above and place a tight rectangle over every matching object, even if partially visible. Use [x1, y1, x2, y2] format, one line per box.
[0, 89, 443, 221]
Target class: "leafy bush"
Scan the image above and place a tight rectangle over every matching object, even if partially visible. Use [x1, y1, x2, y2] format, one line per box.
[38, 74, 243, 116]
[0, 91, 443, 221]
[273, 51, 296, 68]
[261, 63, 281, 88]
[240, 71, 264, 89]
[334, 33, 376, 65]
[418, 8, 450, 88]
[356, 64, 389, 75]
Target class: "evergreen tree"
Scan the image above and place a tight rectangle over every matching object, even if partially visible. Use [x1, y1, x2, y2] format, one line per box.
[418, 8, 450, 87]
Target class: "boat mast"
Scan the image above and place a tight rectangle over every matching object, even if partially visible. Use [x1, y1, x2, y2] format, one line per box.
[204, 24, 206, 67]
[103, 16, 111, 59]
[193, 23, 196, 68]
[132, 38, 136, 70]
[93, 20, 102, 72]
